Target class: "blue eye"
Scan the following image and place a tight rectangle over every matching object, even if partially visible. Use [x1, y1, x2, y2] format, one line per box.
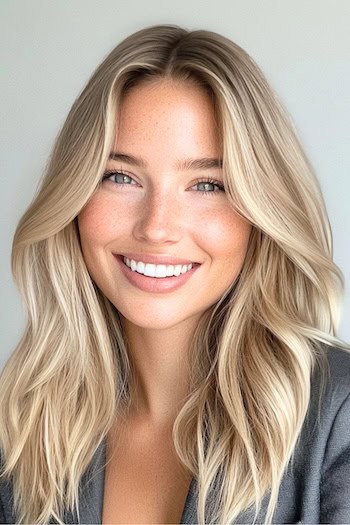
[192, 179, 225, 195]
[102, 171, 137, 185]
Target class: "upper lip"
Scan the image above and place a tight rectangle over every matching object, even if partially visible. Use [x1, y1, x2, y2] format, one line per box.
[116, 253, 200, 265]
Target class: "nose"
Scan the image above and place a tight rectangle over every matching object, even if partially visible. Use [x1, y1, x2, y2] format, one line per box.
[132, 187, 182, 244]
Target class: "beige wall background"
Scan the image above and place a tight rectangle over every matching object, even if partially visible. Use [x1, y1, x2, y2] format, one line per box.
[1, 0, 349, 368]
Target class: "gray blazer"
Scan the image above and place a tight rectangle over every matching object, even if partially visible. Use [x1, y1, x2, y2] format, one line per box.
[1, 346, 350, 524]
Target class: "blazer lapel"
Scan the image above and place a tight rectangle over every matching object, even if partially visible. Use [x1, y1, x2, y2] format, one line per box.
[63, 438, 107, 524]
[180, 476, 198, 523]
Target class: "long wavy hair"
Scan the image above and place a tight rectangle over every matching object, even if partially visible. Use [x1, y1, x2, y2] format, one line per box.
[1, 24, 348, 524]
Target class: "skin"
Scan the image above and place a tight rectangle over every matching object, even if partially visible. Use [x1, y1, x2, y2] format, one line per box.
[78, 79, 252, 427]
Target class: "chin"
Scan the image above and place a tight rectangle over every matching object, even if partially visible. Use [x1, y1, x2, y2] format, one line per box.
[120, 313, 187, 331]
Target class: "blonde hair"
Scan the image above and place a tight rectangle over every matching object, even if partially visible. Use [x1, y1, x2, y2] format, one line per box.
[1, 24, 348, 524]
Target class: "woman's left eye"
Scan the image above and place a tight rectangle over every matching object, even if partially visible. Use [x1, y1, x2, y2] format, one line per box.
[191, 179, 225, 195]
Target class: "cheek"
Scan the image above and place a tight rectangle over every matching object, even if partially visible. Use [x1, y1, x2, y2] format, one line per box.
[78, 195, 125, 247]
[197, 207, 251, 262]
[78, 208, 104, 249]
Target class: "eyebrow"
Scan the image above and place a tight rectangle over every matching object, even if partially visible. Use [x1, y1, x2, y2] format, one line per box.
[108, 152, 223, 171]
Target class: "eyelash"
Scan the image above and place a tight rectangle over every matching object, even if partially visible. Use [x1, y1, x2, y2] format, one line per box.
[101, 170, 225, 196]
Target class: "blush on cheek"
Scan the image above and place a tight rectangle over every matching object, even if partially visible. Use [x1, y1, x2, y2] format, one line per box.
[78, 196, 116, 240]
[204, 213, 251, 254]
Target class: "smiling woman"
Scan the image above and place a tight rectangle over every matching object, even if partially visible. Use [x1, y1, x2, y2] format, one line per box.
[78, 79, 251, 320]
[1, 24, 350, 525]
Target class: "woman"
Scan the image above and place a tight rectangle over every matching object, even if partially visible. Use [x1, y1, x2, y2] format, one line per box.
[1, 24, 349, 524]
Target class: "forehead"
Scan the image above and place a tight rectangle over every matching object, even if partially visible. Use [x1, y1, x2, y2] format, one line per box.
[114, 79, 221, 160]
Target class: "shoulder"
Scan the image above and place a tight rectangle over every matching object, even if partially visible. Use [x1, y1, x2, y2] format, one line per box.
[297, 344, 350, 473]
[322, 344, 350, 437]
[323, 344, 350, 389]
[311, 345, 350, 522]
[307, 345, 350, 428]
[271, 345, 350, 523]
[315, 345, 350, 415]
[289, 345, 350, 470]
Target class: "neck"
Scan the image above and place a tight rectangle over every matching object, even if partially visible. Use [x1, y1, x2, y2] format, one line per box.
[120, 315, 200, 427]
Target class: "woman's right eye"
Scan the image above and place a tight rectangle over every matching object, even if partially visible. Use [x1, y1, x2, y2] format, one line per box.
[102, 171, 138, 185]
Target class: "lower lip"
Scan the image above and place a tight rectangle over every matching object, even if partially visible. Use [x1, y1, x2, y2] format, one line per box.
[114, 255, 201, 294]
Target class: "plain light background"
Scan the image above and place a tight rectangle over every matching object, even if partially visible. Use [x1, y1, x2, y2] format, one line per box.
[1, 0, 349, 369]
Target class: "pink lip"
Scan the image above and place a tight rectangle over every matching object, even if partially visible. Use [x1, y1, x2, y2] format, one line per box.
[114, 254, 201, 294]
[118, 252, 199, 266]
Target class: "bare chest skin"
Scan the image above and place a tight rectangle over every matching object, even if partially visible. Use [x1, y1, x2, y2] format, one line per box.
[102, 418, 193, 524]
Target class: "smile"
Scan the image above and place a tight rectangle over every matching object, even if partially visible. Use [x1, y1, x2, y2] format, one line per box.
[114, 255, 201, 294]
[123, 256, 193, 278]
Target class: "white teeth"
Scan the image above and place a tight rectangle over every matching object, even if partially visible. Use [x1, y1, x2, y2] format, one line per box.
[173, 265, 182, 277]
[123, 257, 193, 278]
[155, 265, 167, 278]
[144, 263, 159, 277]
[136, 261, 145, 273]
[166, 265, 175, 276]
